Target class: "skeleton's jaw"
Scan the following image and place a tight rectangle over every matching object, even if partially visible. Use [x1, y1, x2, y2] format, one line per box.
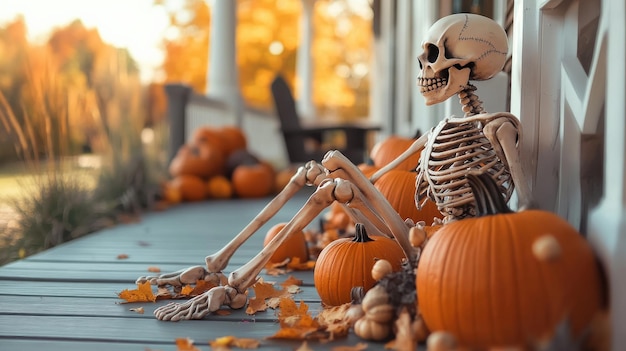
[418, 66, 471, 106]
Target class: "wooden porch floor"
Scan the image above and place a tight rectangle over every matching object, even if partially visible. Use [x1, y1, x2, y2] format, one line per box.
[0, 188, 381, 351]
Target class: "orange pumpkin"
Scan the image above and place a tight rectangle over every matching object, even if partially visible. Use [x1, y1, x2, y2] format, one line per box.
[231, 162, 274, 198]
[219, 126, 247, 157]
[169, 175, 206, 202]
[314, 223, 406, 306]
[263, 222, 309, 264]
[169, 143, 225, 179]
[206, 175, 233, 199]
[369, 135, 420, 171]
[417, 173, 604, 349]
[373, 169, 442, 225]
[192, 126, 247, 158]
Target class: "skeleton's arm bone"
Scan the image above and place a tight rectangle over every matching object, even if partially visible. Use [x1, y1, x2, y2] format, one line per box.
[482, 116, 534, 209]
[369, 133, 429, 183]
[204, 161, 326, 272]
[228, 178, 341, 293]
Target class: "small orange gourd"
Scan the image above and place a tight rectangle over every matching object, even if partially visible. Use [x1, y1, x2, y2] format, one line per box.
[263, 222, 309, 264]
[417, 172, 604, 349]
[314, 223, 406, 306]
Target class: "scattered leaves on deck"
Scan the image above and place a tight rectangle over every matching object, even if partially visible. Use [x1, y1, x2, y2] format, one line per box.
[147, 266, 161, 273]
[117, 281, 156, 303]
[116, 253, 129, 259]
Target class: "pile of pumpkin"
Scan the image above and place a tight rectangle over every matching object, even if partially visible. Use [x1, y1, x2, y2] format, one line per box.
[162, 126, 280, 203]
[310, 173, 607, 350]
[262, 133, 607, 349]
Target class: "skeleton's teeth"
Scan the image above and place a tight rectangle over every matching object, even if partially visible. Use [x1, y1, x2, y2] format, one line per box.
[418, 76, 447, 91]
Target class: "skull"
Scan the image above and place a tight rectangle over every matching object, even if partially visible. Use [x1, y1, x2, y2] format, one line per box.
[417, 13, 509, 106]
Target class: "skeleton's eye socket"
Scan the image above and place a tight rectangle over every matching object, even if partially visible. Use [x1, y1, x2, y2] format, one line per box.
[427, 44, 439, 63]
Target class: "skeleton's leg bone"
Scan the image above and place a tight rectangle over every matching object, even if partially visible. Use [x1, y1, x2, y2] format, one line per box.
[154, 286, 228, 321]
[204, 161, 327, 272]
[322, 151, 416, 266]
[138, 162, 327, 287]
[136, 266, 225, 287]
[370, 133, 429, 183]
[483, 117, 535, 209]
[228, 178, 344, 293]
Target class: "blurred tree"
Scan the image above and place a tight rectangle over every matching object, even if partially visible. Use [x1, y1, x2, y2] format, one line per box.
[0, 17, 145, 162]
[156, 0, 372, 119]
[159, 0, 211, 93]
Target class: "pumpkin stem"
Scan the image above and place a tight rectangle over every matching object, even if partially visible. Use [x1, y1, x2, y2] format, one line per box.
[353, 223, 375, 243]
[466, 172, 513, 216]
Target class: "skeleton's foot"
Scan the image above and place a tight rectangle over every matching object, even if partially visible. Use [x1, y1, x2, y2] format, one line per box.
[154, 286, 247, 321]
[136, 266, 220, 287]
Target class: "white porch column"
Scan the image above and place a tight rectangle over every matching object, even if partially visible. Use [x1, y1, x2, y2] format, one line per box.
[296, 0, 316, 120]
[206, 0, 242, 125]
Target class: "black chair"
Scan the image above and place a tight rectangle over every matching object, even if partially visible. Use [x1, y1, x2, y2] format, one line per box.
[270, 75, 380, 165]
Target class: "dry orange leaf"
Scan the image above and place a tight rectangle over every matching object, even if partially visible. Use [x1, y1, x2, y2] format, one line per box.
[147, 266, 161, 273]
[180, 285, 194, 296]
[117, 253, 129, 259]
[287, 257, 315, 271]
[185, 279, 218, 297]
[176, 338, 201, 351]
[118, 281, 156, 303]
[209, 335, 260, 349]
[281, 275, 303, 287]
[268, 297, 320, 340]
[214, 309, 232, 316]
[246, 280, 289, 315]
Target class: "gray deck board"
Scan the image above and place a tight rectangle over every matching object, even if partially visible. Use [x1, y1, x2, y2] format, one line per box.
[0, 188, 407, 351]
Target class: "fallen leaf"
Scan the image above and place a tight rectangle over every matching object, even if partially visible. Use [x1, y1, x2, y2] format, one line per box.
[245, 279, 289, 315]
[209, 335, 260, 349]
[147, 266, 161, 273]
[268, 297, 319, 340]
[185, 279, 218, 297]
[286, 285, 302, 294]
[287, 257, 316, 271]
[117, 281, 156, 303]
[180, 285, 194, 296]
[175, 338, 201, 351]
[129, 306, 145, 314]
[117, 253, 129, 259]
[316, 303, 352, 340]
[281, 275, 303, 287]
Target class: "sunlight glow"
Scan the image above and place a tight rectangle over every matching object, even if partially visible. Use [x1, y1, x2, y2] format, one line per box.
[0, 0, 170, 82]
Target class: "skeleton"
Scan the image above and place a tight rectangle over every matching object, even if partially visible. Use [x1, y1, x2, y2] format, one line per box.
[139, 13, 532, 321]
